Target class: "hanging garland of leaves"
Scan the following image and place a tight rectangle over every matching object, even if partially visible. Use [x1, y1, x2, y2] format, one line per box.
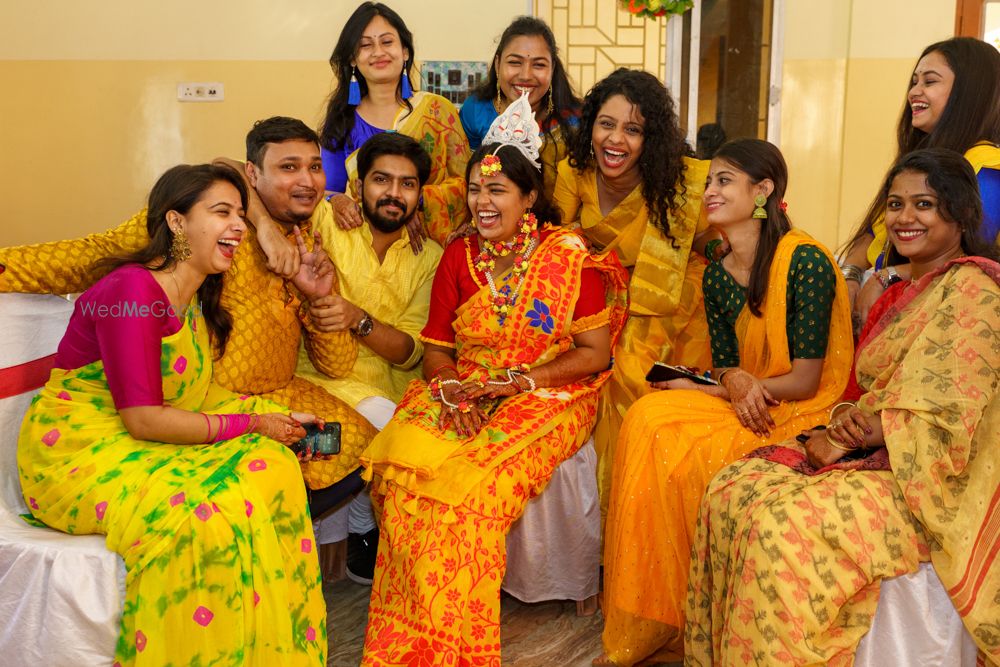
[621, 0, 694, 19]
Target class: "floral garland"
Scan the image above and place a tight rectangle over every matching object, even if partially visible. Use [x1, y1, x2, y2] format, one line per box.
[474, 212, 539, 324]
[621, 0, 694, 19]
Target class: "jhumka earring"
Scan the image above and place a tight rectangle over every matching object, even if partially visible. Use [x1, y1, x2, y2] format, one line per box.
[546, 86, 554, 118]
[752, 194, 768, 219]
[495, 88, 504, 114]
[347, 66, 362, 105]
[400, 61, 414, 99]
[170, 228, 192, 262]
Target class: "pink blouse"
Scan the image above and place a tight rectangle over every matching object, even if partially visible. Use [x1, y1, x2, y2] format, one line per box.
[55, 264, 183, 410]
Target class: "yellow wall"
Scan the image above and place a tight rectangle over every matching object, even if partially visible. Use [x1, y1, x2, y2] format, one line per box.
[0, 0, 529, 246]
[780, 0, 956, 251]
[1, 0, 961, 250]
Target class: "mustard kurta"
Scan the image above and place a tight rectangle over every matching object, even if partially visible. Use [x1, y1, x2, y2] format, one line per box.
[552, 157, 713, 524]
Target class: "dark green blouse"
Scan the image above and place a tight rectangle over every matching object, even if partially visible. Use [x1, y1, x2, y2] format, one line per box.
[703, 244, 836, 368]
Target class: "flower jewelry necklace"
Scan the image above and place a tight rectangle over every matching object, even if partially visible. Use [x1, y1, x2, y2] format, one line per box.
[474, 212, 539, 324]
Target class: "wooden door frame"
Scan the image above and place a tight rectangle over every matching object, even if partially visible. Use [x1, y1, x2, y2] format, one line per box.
[955, 0, 985, 37]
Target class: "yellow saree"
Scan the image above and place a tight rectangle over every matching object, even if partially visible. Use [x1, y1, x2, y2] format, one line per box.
[552, 157, 714, 525]
[359, 229, 628, 665]
[686, 257, 1000, 666]
[601, 230, 854, 665]
[344, 91, 471, 246]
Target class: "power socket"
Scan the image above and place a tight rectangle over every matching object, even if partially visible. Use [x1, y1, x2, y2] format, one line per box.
[177, 82, 225, 102]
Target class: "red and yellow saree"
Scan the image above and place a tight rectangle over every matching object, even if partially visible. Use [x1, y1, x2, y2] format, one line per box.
[359, 228, 628, 666]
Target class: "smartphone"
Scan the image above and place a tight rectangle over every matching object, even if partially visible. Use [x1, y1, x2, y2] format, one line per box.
[645, 362, 718, 386]
[292, 422, 341, 456]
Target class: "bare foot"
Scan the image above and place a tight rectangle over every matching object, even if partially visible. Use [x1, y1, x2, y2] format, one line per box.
[576, 593, 600, 617]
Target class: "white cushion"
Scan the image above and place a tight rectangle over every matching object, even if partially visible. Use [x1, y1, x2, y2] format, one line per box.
[0, 293, 123, 665]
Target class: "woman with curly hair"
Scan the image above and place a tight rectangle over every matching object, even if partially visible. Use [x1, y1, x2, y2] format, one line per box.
[552, 68, 716, 524]
[599, 139, 853, 666]
[459, 15, 581, 200]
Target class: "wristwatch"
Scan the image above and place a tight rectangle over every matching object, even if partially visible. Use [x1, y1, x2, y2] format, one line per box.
[352, 311, 374, 338]
[876, 266, 902, 289]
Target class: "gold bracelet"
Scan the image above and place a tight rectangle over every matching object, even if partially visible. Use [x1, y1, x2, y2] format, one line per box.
[826, 434, 861, 453]
[829, 401, 856, 421]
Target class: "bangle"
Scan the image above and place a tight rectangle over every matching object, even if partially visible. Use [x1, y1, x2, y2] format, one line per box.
[717, 368, 737, 386]
[826, 435, 861, 453]
[840, 264, 865, 284]
[829, 401, 856, 421]
[202, 413, 213, 443]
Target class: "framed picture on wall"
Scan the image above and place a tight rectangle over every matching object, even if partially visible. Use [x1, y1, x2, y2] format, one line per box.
[420, 61, 488, 108]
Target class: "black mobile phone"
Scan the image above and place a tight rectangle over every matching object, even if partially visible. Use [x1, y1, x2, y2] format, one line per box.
[292, 422, 341, 456]
[645, 362, 718, 386]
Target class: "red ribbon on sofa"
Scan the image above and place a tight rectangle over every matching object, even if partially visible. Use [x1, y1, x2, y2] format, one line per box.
[0, 355, 57, 399]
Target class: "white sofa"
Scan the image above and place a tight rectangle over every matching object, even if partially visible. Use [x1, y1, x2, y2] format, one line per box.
[0, 293, 980, 665]
[0, 294, 123, 666]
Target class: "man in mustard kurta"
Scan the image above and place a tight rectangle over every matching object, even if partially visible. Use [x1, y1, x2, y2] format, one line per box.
[0, 116, 376, 493]
[298, 133, 442, 584]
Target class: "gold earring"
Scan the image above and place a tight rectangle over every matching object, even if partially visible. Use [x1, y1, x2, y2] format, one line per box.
[546, 87, 554, 118]
[752, 194, 768, 219]
[495, 87, 504, 113]
[170, 227, 192, 262]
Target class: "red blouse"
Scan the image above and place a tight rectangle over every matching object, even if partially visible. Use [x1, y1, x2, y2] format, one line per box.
[421, 229, 607, 347]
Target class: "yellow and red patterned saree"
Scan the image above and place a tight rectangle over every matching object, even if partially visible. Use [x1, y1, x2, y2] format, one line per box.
[686, 257, 1000, 666]
[359, 228, 628, 666]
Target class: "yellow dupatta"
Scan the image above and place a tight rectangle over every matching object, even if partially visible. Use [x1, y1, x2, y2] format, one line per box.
[344, 91, 471, 246]
[735, 229, 854, 420]
[360, 228, 629, 513]
[855, 258, 1000, 662]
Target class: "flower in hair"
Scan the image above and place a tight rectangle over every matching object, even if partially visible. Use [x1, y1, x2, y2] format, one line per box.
[480, 154, 502, 177]
[779, 201, 788, 212]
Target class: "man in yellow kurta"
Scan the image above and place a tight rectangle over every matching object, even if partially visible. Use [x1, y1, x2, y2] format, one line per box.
[298, 133, 442, 584]
[0, 116, 376, 494]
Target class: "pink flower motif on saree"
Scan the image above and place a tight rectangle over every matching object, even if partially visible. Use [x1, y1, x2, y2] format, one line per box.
[94, 501, 108, 520]
[173, 356, 187, 375]
[245, 500, 254, 516]
[169, 492, 185, 506]
[248, 459, 266, 472]
[194, 503, 212, 521]
[57, 391, 71, 401]
[305, 626, 317, 642]
[192, 606, 214, 627]
[135, 630, 147, 652]
[301, 538, 312, 553]
[41, 429, 60, 446]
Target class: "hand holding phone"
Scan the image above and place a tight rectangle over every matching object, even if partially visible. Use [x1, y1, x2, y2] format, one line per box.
[291, 422, 342, 457]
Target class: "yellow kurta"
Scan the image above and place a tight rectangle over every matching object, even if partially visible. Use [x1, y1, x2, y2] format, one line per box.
[296, 220, 442, 407]
[344, 91, 471, 247]
[0, 201, 377, 491]
[552, 157, 713, 524]
[602, 230, 854, 665]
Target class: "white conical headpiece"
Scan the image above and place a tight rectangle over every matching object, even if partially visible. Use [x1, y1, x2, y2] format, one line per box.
[481, 90, 542, 170]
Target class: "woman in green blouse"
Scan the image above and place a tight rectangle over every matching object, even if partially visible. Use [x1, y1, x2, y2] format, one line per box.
[599, 139, 854, 666]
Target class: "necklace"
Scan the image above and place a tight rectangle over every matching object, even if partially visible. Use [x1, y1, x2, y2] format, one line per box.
[474, 212, 538, 324]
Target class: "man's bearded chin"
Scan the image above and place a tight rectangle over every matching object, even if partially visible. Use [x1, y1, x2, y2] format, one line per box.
[363, 197, 414, 234]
